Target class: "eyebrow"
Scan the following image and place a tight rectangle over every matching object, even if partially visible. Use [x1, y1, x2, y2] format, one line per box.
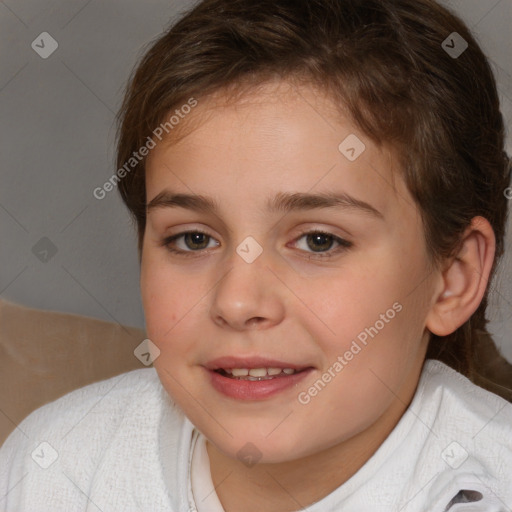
[146, 190, 384, 219]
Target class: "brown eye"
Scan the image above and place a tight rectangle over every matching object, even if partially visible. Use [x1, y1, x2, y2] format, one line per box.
[306, 233, 335, 252]
[161, 230, 219, 256]
[183, 232, 210, 250]
[292, 230, 352, 259]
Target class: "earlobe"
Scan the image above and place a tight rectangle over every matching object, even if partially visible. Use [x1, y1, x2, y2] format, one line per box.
[425, 216, 496, 337]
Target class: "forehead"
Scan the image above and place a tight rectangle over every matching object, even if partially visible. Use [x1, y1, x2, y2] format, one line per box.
[144, 80, 412, 222]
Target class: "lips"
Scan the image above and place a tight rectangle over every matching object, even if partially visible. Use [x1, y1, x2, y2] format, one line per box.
[206, 364, 314, 400]
[203, 356, 315, 399]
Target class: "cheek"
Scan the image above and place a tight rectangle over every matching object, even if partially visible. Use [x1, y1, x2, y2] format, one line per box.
[315, 264, 391, 327]
[140, 250, 213, 363]
[140, 254, 183, 340]
[310, 251, 425, 361]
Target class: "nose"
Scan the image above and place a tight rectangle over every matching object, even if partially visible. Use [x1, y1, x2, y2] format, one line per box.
[209, 251, 286, 331]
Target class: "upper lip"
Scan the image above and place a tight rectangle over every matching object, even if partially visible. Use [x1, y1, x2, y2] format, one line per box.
[204, 356, 313, 371]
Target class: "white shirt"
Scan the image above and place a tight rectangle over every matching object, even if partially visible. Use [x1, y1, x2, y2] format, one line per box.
[1, 359, 511, 511]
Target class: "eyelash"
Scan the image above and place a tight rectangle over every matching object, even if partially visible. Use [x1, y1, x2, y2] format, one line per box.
[160, 229, 353, 259]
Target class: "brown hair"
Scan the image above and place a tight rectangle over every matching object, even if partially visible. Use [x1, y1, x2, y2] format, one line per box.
[116, 0, 512, 399]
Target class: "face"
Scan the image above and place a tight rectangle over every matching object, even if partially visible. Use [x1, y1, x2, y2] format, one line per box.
[141, 79, 437, 464]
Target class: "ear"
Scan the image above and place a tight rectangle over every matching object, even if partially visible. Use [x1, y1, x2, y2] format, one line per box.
[425, 216, 496, 336]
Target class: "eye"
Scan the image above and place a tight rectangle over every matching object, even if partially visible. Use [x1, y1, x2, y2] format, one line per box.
[161, 231, 219, 256]
[291, 230, 352, 258]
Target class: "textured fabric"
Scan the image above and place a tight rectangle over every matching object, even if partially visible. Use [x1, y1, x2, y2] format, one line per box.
[1, 359, 511, 511]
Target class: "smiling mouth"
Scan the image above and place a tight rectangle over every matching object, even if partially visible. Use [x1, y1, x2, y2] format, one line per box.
[214, 368, 310, 381]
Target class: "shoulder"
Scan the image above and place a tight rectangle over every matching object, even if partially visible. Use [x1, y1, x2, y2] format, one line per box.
[0, 368, 182, 510]
[2, 368, 162, 445]
[421, 359, 512, 435]
[413, 359, 512, 510]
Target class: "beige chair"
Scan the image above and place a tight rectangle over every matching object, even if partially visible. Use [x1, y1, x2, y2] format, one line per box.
[0, 298, 146, 446]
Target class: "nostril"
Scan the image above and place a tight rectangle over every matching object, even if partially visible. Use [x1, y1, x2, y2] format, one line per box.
[247, 317, 265, 326]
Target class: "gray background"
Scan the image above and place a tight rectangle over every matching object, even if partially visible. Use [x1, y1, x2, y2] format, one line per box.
[1, 0, 511, 361]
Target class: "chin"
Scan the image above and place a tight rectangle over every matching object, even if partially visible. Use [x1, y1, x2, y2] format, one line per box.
[207, 426, 313, 466]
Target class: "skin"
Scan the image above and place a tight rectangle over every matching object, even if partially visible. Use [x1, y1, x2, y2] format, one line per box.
[141, 79, 496, 512]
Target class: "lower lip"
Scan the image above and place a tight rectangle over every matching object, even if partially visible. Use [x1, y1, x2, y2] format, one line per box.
[206, 368, 314, 400]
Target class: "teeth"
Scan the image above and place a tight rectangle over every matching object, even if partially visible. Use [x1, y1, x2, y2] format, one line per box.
[231, 368, 249, 377]
[222, 367, 298, 379]
[248, 368, 267, 377]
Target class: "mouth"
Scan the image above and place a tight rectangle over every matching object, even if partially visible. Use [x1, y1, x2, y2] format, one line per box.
[204, 357, 315, 400]
[214, 367, 308, 381]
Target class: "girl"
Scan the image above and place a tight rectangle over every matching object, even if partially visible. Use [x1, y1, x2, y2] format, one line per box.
[1, 0, 511, 510]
